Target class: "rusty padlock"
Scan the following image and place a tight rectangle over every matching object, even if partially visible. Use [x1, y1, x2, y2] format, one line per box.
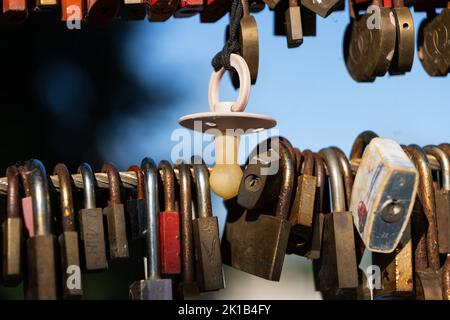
[191, 161, 224, 291]
[158, 160, 181, 275]
[78, 163, 108, 271]
[53, 164, 82, 299]
[129, 157, 172, 300]
[25, 159, 57, 300]
[125, 165, 147, 241]
[102, 163, 129, 259]
[175, 162, 200, 300]
[2, 166, 23, 286]
[225, 137, 294, 281]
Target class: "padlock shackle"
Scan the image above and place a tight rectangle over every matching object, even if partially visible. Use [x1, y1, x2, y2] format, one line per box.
[78, 163, 96, 209]
[127, 165, 144, 200]
[331, 146, 354, 208]
[424, 145, 450, 191]
[141, 157, 161, 280]
[405, 145, 440, 272]
[314, 153, 325, 214]
[319, 148, 346, 213]
[175, 162, 195, 284]
[101, 163, 122, 205]
[158, 160, 176, 212]
[53, 164, 76, 232]
[26, 159, 52, 237]
[294, 148, 302, 175]
[302, 150, 314, 176]
[18, 165, 31, 197]
[350, 130, 379, 160]
[6, 166, 21, 219]
[192, 163, 213, 219]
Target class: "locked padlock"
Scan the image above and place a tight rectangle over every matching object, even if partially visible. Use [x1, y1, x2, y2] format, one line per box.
[102, 163, 129, 259]
[285, 0, 303, 48]
[350, 138, 419, 253]
[125, 165, 147, 240]
[317, 148, 358, 296]
[175, 162, 200, 300]
[77, 163, 108, 271]
[2, 166, 23, 286]
[129, 157, 172, 300]
[191, 161, 224, 291]
[25, 159, 57, 300]
[158, 160, 181, 275]
[53, 164, 82, 299]
[225, 137, 294, 281]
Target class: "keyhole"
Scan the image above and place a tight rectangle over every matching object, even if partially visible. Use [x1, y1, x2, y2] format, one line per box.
[403, 23, 409, 30]
[245, 174, 261, 192]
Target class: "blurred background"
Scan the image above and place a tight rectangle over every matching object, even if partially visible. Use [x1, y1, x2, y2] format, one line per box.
[0, 6, 449, 299]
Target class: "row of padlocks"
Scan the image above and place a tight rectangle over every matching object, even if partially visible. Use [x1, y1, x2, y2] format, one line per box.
[0, 130, 449, 300]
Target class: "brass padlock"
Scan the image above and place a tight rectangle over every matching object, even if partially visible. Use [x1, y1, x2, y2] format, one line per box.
[78, 163, 108, 271]
[102, 163, 129, 259]
[191, 161, 224, 291]
[175, 162, 200, 300]
[2, 166, 23, 286]
[25, 159, 57, 300]
[300, 0, 340, 18]
[424, 145, 450, 254]
[285, 0, 303, 48]
[225, 137, 295, 281]
[389, 0, 415, 75]
[53, 164, 82, 299]
[317, 147, 358, 297]
[345, 0, 396, 81]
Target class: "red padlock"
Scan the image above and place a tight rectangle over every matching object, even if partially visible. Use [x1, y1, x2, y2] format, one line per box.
[200, 0, 231, 23]
[18, 166, 34, 238]
[174, 0, 203, 18]
[158, 160, 181, 275]
[148, 0, 178, 21]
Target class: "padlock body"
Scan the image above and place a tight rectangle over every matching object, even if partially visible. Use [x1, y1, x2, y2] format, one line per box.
[79, 208, 108, 270]
[435, 190, 450, 254]
[159, 211, 181, 275]
[103, 203, 129, 259]
[59, 231, 82, 299]
[193, 216, 224, 291]
[125, 199, 147, 240]
[22, 196, 34, 238]
[226, 213, 290, 281]
[300, 0, 340, 18]
[129, 279, 173, 300]
[289, 174, 317, 239]
[200, 0, 230, 23]
[318, 211, 358, 290]
[2, 218, 22, 285]
[285, 6, 303, 48]
[178, 282, 200, 300]
[26, 235, 57, 300]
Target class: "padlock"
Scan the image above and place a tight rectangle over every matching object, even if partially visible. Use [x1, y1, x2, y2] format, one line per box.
[423, 145, 450, 253]
[25, 159, 57, 300]
[288, 149, 316, 248]
[53, 164, 82, 299]
[18, 165, 34, 238]
[344, 0, 396, 81]
[285, 0, 303, 48]
[125, 165, 147, 240]
[191, 161, 224, 291]
[301, 4, 316, 36]
[273, 0, 288, 36]
[349, 138, 419, 253]
[317, 147, 358, 296]
[2, 0, 27, 24]
[404, 145, 443, 300]
[129, 157, 172, 300]
[201, 0, 231, 22]
[174, 0, 203, 17]
[158, 160, 181, 275]
[175, 162, 200, 300]
[119, 0, 146, 20]
[148, 0, 178, 21]
[300, 0, 340, 18]
[225, 137, 294, 281]
[2, 166, 23, 286]
[61, 0, 84, 22]
[86, 0, 119, 26]
[77, 163, 108, 271]
[388, 0, 414, 75]
[102, 163, 129, 259]
[332, 146, 353, 209]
